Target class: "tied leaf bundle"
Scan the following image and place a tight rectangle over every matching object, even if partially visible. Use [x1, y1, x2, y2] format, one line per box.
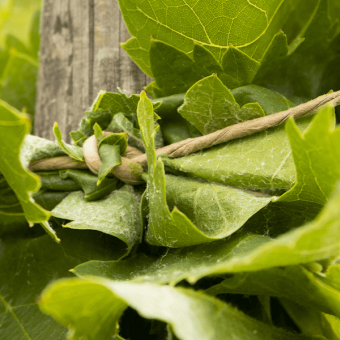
[1, 0, 340, 339]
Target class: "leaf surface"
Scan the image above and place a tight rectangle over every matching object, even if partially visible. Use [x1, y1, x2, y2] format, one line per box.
[205, 265, 340, 319]
[52, 186, 142, 258]
[178, 75, 265, 135]
[138, 92, 271, 247]
[0, 228, 123, 340]
[53, 122, 84, 161]
[97, 133, 128, 184]
[118, 0, 296, 77]
[59, 169, 119, 202]
[74, 184, 340, 284]
[39, 279, 321, 340]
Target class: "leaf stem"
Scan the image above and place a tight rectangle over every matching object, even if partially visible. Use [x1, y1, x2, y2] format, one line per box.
[39, 221, 60, 243]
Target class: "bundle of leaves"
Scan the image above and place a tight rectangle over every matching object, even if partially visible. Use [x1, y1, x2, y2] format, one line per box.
[1, 0, 340, 339]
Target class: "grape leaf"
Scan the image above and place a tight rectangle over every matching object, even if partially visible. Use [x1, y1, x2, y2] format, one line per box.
[118, 0, 305, 77]
[51, 186, 142, 258]
[39, 279, 322, 340]
[178, 75, 265, 135]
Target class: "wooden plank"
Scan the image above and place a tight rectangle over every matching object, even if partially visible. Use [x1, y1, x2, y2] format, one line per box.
[35, 0, 150, 141]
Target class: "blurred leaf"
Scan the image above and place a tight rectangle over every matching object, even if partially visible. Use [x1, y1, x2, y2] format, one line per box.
[39, 279, 320, 340]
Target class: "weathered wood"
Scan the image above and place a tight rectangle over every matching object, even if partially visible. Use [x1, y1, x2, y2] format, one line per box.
[35, 0, 150, 141]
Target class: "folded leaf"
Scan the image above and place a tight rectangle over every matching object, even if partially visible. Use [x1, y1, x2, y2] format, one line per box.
[97, 133, 128, 184]
[53, 122, 84, 161]
[52, 186, 142, 258]
[39, 279, 321, 340]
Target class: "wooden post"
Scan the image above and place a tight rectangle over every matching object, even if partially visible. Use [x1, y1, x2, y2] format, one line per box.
[35, 0, 149, 142]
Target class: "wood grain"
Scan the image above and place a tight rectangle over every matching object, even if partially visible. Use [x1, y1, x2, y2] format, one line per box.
[35, 0, 150, 141]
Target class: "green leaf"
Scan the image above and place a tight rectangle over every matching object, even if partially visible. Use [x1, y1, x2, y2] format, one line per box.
[118, 0, 295, 77]
[74, 184, 340, 285]
[0, 49, 38, 115]
[254, 0, 335, 100]
[0, 100, 50, 228]
[221, 46, 260, 88]
[162, 117, 311, 191]
[149, 39, 203, 96]
[53, 122, 84, 161]
[178, 75, 265, 135]
[51, 186, 142, 258]
[39, 278, 321, 340]
[231, 84, 295, 115]
[71, 90, 160, 147]
[280, 299, 340, 340]
[39, 171, 81, 192]
[138, 91, 271, 247]
[97, 133, 128, 185]
[107, 112, 144, 149]
[164, 175, 272, 238]
[0, 176, 27, 235]
[93, 122, 103, 142]
[243, 105, 340, 236]
[21, 134, 66, 164]
[34, 190, 71, 212]
[5, 34, 30, 55]
[279, 105, 340, 206]
[0, 47, 9, 77]
[29, 10, 41, 58]
[0, 228, 123, 340]
[153, 93, 185, 117]
[159, 112, 193, 144]
[205, 265, 340, 319]
[59, 169, 118, 201]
